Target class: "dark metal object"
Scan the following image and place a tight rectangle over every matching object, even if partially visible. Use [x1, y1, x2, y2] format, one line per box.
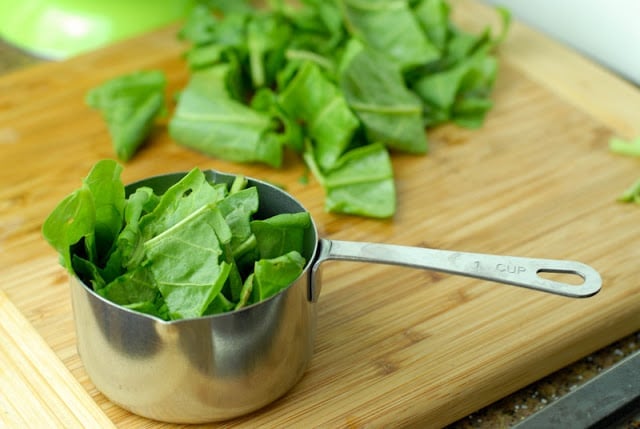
[513, 350, 640, 429]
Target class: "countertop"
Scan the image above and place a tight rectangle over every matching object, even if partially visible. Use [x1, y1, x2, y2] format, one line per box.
[0, 0, 639, 426]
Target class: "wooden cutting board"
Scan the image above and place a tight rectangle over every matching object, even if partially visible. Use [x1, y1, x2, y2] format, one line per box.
[1, 0, 639, 427]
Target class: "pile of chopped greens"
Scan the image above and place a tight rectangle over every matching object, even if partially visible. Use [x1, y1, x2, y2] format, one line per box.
[86, 0, 509, 218]
[42, 159, 311, 320]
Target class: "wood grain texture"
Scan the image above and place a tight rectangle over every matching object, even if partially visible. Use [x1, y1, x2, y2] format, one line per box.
[0, 289, 115, 428]
[0, 2, 639, 427]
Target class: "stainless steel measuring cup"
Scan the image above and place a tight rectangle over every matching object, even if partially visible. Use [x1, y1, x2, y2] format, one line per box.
[69, 170, 601, 423]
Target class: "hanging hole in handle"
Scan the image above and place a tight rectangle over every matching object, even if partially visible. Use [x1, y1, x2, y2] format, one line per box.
[536, 269, 586, 286]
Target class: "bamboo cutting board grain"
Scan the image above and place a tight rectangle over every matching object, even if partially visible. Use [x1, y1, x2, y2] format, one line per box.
[1, 0, 639, 427]
[0, 288, 115, 428]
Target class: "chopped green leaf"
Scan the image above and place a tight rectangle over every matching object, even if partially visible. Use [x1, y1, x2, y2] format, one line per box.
[412, 0, 450, 52]
[609, 136, 640, 205]
[339, 40, 428, 154]
[43, 160, 125, 270]
[218, 186, 260, 258]
[278, 61, 360, 170]
[178, 3, 220, 45]
[82, 159, 125, 263]
[339, 0, 440, 69]
[43, 188, 95, 271]
[609, 136, 640, 157]
[251, 212, 312, 259]
[117, 186, 157, 268]
[247, 12, 292, 88]
[204, 292, 236, 315]
[617, 178, 640, 204]
[253, 251, 306, 302]
[413, 51, 497, 127]
[169, 81, 284, 167]
[143, 204, 233, 319]
[139, 168, 226, 239]
[98, 267, 158, 309]
[251, 87, 306, 153]
[234, 273, 254, 310]
[305, 142, 396, 218]
[86, 70, 166, 161]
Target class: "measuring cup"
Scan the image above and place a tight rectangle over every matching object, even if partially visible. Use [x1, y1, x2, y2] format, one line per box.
[69, 170, 601, 423]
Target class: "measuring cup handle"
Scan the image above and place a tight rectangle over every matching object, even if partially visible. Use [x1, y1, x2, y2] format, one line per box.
[308, 239, 602, 302]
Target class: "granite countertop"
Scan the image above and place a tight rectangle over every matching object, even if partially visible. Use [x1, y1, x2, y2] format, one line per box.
[1, 39, 638, 428]
[452, 333, 640, 428]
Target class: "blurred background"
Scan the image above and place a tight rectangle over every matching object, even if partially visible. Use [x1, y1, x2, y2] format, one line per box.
[482, 0, 640, 86]
[0, 0, 638, 87]
[0, 0, 195, 59]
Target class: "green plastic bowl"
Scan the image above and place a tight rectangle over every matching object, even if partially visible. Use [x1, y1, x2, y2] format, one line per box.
[0, 0, 195, 59]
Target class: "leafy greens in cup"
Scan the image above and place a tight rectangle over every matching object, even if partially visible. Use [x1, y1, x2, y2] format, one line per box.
[42, 160, 310, 320]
